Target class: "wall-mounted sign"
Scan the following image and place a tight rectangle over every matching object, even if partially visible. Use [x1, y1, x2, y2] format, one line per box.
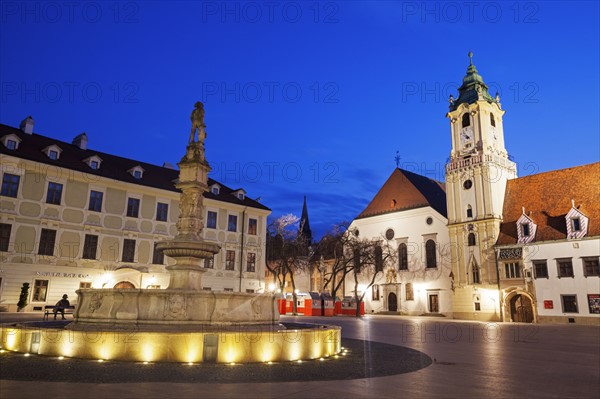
[544, 300, 553, 309]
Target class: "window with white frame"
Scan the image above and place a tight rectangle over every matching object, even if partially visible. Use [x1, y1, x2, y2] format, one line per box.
[504, 262, 521, 279]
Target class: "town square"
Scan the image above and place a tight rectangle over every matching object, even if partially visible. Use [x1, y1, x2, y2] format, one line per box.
[1, 1, 599, 398]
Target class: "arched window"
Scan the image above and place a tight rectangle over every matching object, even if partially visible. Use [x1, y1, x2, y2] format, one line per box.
[467, 205, 473, 218]
[398, 243, 408, 270]
[472, 264, 481, 284]
[374, 245, 383, 272]
[405, 283, 414, 301]
[468, 233, 476, 246]
[425, 239, 437, 268]
[462, 113, 470, 127]
[490, 113, 496, 127]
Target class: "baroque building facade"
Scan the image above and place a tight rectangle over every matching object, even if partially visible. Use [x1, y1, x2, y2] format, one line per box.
[445, 52, 517, 321]
[495, 163, 600, 325]
[0, 117, 270, 312]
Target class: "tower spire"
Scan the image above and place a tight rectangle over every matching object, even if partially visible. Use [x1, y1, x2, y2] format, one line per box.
[449, 51, 498, 111]
[299, 196, 313, 246]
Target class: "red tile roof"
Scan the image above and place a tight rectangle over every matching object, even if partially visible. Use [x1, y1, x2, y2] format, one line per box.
[356, 168, 447, 219]
[497, 162, 600, 245]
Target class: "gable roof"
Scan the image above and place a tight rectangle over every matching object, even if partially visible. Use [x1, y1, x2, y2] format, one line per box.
[355, 168, 447, 219]
[496, 162, 600, 245]
[0, 123, 270, 211]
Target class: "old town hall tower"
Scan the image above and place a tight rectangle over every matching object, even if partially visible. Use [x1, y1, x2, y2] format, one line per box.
[445, 53, 517, 321]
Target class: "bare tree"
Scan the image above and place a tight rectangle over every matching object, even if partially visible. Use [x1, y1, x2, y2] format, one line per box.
[266, 214, 310, 315]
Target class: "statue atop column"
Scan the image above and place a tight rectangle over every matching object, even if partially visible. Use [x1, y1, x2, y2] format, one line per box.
[189, 101, 206, 144]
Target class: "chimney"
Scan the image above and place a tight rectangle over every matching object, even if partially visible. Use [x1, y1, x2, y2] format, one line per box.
[72, 133, 88, 150]
[162, 162, 175, 169]
[20, 116, 34, 134]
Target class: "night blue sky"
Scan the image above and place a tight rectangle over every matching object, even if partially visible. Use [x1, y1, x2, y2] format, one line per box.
[2, 1, 599, 238]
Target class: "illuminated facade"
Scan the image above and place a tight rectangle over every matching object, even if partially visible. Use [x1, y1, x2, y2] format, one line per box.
[0, 118, 270, 312]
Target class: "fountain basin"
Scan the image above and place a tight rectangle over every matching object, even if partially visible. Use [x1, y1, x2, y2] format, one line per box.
[0, 322, 341, 363]
[73, 289, 280, 326]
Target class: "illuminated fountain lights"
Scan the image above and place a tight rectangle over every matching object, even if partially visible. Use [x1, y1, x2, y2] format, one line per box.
[0, 102, 341, 363]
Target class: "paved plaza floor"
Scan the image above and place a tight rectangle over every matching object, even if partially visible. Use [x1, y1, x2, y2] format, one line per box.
[1, 313, 599, 398]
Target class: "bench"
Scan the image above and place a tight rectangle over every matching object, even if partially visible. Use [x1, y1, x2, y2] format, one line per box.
[43, 305, 76, 320]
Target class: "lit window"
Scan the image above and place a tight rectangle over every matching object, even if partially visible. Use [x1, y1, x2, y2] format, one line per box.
[204, 256, 214, 269]
[207, 211, 217, 229]
[248, 218, 257, 235]
[1, 173, 20, 198]
[247, 253, 256, 272]
[226, 250, 235, 270]
[79, 282, 92, 289]
[405, 283, 414, 301]
[156, 202, 169, 221]
[32, 280, 49, 302]
[228, 215, 238, 232]
[504, 262, 521, 279]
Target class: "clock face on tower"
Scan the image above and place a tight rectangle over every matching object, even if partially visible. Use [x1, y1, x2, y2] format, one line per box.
[460, 126, 474, 149]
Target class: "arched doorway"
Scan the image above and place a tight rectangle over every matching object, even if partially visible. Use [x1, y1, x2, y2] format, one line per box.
[114, 281, 135, 289]
[510, 294, 534, 323]
[388, 292, 398, 312]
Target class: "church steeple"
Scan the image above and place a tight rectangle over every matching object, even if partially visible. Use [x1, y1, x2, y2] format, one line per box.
[299, 196, 313, 245]
[449, 52, 498, 111]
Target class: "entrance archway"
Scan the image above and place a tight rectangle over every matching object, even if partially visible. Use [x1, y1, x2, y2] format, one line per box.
[114, 281, 135, 289]
[388, 292, 397, 311]
[510, 294, 534, 323]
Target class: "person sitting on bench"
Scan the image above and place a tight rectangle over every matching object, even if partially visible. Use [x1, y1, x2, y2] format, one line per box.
[54, 294, 70, 320]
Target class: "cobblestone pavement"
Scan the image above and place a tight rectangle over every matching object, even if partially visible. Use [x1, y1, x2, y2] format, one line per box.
[1, 313, 599, 398]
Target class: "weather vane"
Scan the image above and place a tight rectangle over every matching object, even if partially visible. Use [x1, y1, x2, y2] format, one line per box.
[395, 151, 401, 168]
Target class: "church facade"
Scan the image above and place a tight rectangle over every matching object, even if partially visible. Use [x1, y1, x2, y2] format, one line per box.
[350, 54, 599, 324]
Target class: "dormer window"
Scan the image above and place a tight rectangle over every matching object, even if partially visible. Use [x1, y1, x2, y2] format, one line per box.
[1, 134, 22, 150]
[42, 145, 62, 160]
[462, 113, 470, 127]
[128, 166, 145, 180]
[210, 184, 221, 195]
[84, 155, 103, 170]
[566, 203, 589, 239]
[517, 212, 537, 244]
[232, 189, 246, 201]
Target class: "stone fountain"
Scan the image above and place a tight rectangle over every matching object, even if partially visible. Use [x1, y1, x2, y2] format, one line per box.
[1, 102, 340, 363]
